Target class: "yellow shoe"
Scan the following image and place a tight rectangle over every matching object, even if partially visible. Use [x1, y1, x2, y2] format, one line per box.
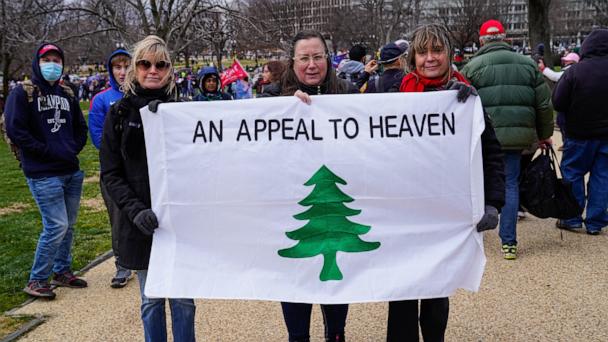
[502, 244, 517, 260]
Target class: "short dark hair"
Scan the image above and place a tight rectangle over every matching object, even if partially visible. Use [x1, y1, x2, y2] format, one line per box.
[349, 44, 367, 61]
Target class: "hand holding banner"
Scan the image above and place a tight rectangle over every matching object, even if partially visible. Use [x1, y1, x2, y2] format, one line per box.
[141, 92, 487, 303]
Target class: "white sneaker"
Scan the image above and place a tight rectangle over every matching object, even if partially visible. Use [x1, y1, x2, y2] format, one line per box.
[517, 211, 527, 219]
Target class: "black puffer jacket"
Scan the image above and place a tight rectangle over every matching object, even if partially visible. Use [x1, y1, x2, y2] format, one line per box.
[553, 29, 608, 140]
[100, 85, 175, 270]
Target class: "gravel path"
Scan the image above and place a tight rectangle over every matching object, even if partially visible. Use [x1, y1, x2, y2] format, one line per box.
[11, 215, 607, 341]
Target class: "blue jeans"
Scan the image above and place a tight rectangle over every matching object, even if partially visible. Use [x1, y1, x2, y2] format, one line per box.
[137, 270, 196, 342]
[27, 170, 84, 281]
[560, 139, 608, 232]
[499, 151, 521, 245]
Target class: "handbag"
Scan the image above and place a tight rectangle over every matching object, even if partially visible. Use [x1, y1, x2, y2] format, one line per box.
[519, 146, 583, 219]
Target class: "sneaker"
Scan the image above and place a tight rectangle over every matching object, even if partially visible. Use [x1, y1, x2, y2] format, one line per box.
[51, 271, 88, 288]
[502, 244, 517, 260]
[111, 268, 133, 288]
[556, 220, 583, 230]
[23, 280, 56, 299]
[517, 211, 527, 220]
[587, 230, 601, 236]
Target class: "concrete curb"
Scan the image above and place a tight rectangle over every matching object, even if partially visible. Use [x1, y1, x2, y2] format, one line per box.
[2, 250, 114, 341]
[0, 316, 45, 342]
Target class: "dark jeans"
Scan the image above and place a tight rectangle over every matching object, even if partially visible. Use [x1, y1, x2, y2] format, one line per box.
[387, 298, 449, 342]
[280, 302, 348, 341]
[561, 138, 608, 231]
[100, 179, 128, 271]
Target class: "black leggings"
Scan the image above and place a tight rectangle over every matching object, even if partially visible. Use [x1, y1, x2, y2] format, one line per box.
[280, 302, 348, 341]
[387, 298, 449, 342]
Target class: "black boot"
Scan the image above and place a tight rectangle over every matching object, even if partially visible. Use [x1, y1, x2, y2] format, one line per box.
[326, 333, 345, 342]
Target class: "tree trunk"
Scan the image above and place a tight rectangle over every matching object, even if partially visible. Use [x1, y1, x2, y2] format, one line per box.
[528, 0, 553, 67]
[2, 53, 11, 100]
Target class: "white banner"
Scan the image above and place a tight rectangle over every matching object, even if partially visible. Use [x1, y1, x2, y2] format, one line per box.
[141, 92, 487, 303]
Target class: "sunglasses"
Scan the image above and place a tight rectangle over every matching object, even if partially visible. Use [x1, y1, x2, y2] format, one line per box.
[136, 60, 171, 70]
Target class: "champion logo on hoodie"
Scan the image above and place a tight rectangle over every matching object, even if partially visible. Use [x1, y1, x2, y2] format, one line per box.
[38, 94, 70, 133]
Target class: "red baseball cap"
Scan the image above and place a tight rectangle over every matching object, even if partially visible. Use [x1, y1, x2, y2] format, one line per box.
[479, 20, 505, 37]
[38, 44, 61, 58]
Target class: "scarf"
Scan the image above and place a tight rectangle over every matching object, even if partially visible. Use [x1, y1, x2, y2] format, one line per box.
[128, 84, 174, 108]
[399, 69, 469, 93]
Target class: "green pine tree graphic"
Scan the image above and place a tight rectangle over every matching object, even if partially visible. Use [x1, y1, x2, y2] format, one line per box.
[278, 165, 381, 281]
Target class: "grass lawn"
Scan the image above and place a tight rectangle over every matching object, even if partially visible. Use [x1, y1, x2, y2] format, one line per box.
[0, 101, 111, 335]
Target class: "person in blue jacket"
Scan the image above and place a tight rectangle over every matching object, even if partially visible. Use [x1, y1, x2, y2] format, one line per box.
[193, 66, 232, 101]
[4, 43, 88, 299]
[88, 49, 134, 288]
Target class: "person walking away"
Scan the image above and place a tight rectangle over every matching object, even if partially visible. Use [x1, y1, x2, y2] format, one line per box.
[89, 48, 134, 288]
[337, 44, 373, 90]
[539, 52, 579, 150]
[552, 29, 608, 235]
[100, 35, 196, 342]
[461, 19, 553, 260]
[387, 24, 505, 342]
[4, 43, 88, 299]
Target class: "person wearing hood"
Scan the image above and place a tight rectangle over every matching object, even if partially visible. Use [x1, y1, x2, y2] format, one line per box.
[552, 29, 608, 235]
[88, 48, 134, 289]
[4, 43, 88, 299]
[193, 66, 232, 101]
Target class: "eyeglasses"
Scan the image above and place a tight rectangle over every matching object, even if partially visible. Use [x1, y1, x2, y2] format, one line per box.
[293, 54, 327, 65]
[136, 60, 171, 70]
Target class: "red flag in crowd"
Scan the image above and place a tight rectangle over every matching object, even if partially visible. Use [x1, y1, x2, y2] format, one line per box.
[220, 59, 248, 86]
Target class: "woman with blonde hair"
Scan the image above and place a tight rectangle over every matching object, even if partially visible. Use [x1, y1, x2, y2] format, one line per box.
[100, 35, 196, 342]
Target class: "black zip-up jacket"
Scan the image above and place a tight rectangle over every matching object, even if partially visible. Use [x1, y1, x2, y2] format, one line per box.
[100, 86, 175, 270]
[553, 29, 608, 140]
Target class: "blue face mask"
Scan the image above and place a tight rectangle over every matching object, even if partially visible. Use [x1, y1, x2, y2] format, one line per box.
[40, 62, 63, 82]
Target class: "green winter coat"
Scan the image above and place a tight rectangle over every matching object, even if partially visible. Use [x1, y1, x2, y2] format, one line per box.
[461, 42, 554, 150]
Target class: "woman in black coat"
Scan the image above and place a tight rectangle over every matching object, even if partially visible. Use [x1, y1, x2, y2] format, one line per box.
[265, 30, 358, 342]
[100, 35, 196, 342]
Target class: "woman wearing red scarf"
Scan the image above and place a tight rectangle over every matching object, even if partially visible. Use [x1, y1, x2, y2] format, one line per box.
[387, 24, 506, 342]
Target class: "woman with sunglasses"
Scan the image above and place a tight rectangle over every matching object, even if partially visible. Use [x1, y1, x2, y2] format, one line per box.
[100, 35, 196, 342]
[264, 30, 358, 342]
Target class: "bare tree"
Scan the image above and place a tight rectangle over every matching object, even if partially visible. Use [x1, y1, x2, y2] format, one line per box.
[528, 0, 553, 66]
[428, 0, 512, 50]
[585, 0, 608, 26]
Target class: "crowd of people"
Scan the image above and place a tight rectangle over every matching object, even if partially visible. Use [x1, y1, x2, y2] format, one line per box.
[2, 17, 607, 342]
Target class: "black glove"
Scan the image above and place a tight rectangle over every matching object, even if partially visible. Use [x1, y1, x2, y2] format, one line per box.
[476, 205, 499, 232]
[148, 100, 163, 113]
[133, 209, 159, 235]
[446, 80, 478, 103]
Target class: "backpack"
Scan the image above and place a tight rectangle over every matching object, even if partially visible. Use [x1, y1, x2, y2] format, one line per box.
[0, 80, 75, 164]
[519, 147, 582, 219]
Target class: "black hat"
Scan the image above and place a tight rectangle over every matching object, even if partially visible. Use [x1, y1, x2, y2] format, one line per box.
[349, 44, 367, 61]
[378, 43, 406, 65]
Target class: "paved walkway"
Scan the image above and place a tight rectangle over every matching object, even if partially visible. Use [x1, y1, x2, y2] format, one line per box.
[10, 214, 608, 341]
